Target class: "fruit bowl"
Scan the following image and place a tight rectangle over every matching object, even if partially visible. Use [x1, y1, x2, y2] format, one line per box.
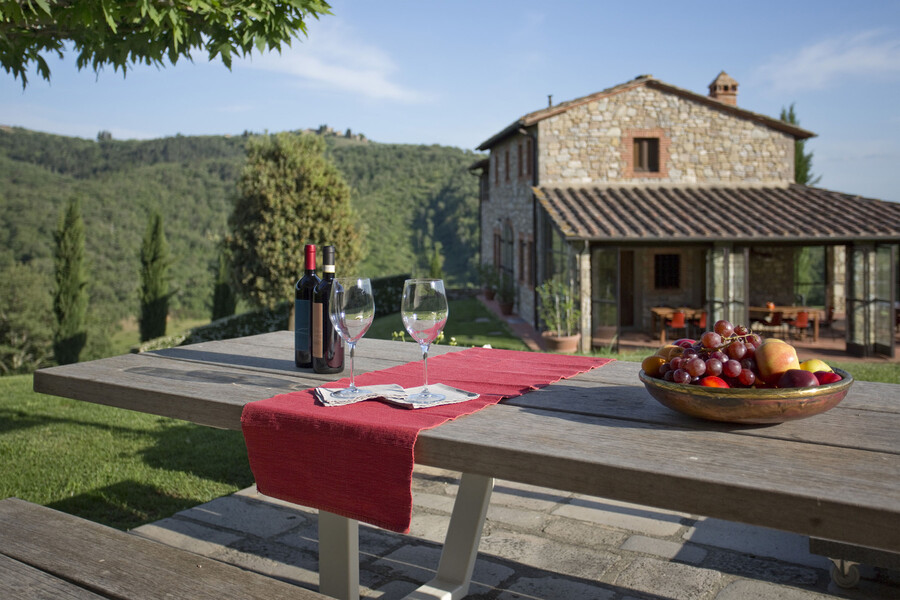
[638, 368, 853, 424]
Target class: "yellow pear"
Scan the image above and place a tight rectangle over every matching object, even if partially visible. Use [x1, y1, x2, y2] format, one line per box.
[799, 359, 832, 373]
[655, 344, 684, 360]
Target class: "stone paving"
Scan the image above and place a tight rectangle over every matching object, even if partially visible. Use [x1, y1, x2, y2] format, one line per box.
[132, 465, 899, 599]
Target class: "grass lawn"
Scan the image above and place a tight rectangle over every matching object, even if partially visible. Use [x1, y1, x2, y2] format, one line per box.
[109, 316, 211, 356]
[368, 297, 530, 351]
[0, 375, 253, 530]
[827, 361, 900, 384]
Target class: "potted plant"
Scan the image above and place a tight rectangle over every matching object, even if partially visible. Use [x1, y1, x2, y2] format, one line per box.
[536, 276, 581, 353]
[479, 263, 499, 301]
[496, 271, 515, 315]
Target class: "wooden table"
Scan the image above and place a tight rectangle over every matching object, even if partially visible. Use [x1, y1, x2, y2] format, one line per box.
[32, 331, 900, 599]
[749, 306, 822, 342]
[650, 307, 705, 344]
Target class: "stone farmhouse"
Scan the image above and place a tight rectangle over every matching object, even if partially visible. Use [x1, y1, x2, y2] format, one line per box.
[473, 72, 900, 357]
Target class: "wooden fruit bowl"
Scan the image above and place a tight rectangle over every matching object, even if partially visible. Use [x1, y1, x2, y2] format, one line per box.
[638, 368, 853, 424]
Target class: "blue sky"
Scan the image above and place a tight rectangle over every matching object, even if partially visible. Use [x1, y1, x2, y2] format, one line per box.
[3, 1, 900, 202]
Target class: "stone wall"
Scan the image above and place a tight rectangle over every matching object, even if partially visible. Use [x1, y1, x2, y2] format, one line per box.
[480, 135, 537, 324]
[827, 246, 847, 315]
[536, 86, 794, 185]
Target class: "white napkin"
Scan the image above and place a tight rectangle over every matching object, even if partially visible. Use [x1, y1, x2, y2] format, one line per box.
[315, 383, 479, 409]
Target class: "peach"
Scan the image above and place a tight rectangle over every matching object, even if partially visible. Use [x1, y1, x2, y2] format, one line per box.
[699, 376, 730, 388]
[642, 355, 667, 378]
[755, 339, 800, 384]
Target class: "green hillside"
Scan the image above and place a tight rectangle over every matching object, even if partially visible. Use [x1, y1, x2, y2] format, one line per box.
[0, 126, 483, 360]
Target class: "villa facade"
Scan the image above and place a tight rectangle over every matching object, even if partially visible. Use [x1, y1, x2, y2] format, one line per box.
[474, 73, 900, 357]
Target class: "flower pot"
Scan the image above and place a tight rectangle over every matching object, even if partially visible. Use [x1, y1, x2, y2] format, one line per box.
[541, 331, 581, 353]
[484, 287, 496, 301]
[498, 301, 514, 315]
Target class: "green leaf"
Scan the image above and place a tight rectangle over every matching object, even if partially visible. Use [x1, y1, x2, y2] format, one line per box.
[31, 0, 53, 16]
[99, 0, 118, 33]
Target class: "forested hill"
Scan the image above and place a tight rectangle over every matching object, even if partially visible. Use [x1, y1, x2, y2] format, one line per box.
[0, 126, 483, 328]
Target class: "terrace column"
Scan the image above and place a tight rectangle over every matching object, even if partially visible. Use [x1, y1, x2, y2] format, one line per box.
[578, 242, 592, 353]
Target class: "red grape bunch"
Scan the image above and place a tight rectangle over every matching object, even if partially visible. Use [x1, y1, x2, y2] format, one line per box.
[644, 319, 764, 388]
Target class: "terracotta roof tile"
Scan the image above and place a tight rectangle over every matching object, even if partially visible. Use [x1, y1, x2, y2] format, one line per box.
[534, 184, 900, 243]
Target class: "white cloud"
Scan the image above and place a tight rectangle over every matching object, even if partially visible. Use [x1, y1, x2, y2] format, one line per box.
[755, 29, 900, 92]
[237, 19, 430, 103]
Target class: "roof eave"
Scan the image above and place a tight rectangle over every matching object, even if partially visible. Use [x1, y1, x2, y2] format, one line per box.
[578, 235, 899, 244]
[476, 120, 526, 151]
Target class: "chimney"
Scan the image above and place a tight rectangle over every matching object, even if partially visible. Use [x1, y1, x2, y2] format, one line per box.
[708, 71, 738, 106]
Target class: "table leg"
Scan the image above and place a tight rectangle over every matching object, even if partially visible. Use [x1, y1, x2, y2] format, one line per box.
[318, 511, 359, 600]
[813, 312, 819, 342]
[405, 473, 494, 600]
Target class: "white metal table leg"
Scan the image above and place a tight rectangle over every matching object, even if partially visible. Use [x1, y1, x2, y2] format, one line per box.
[318, 511, 360, 600]
[405, 473, 494, 600]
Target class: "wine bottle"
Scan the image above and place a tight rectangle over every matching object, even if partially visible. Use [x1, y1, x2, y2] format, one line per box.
[294, 244, 320, 368]
[312, 245, 344, 374]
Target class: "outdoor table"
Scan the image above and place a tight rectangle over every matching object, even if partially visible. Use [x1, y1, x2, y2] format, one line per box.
[32, 331, 900, 599]
[749, 305, 822, 341]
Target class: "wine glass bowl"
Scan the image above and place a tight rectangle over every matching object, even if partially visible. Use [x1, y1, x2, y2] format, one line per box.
[401, 279, 449, 403]
[328, 278, 375, 398]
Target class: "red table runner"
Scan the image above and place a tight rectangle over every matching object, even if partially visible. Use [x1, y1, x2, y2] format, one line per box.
[241, 347, 612, 533]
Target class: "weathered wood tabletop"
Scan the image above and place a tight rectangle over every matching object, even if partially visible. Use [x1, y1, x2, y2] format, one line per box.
[32, 330, 900, 557]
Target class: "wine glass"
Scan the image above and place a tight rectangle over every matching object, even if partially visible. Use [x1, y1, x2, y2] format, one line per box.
[328, 278, 375, 399]
[401, 279, 449, 402]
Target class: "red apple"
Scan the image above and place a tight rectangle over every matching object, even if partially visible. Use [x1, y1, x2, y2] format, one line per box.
[814, 371, 842, 385]
[699, 376, 730, 388]
[755, 339, 800, 384]
[673, 338, 696, 349]
[776, 369, 820, 389]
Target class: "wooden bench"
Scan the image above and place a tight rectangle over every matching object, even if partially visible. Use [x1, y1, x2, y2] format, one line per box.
[0, 497, 328, 600]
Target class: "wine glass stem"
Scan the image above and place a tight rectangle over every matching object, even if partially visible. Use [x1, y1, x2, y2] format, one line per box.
[348, 342, 356, 390]
[422, 345, 430, 392]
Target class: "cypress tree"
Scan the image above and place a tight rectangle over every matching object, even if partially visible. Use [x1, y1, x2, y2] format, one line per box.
[780, 103, 821, 186]
[53, 199, 88, 365]
[211, 249, 237, 321]
[139, 212, 170, 341]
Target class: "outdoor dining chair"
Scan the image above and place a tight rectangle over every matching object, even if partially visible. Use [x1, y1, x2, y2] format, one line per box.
[786, 311, 810, 341]
[689, 311, 707, 338]
[665, 311, 687, 341]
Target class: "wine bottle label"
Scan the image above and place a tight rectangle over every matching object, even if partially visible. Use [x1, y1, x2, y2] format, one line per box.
[313, 302, 324, 358]
[295, 299, 311, 350]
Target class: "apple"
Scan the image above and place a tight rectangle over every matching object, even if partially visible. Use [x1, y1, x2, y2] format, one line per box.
[699, 376, 730, 388]
[814, 371, 842, 385]
[777, 369, 820, 389]
[755, 339, 800, 384]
